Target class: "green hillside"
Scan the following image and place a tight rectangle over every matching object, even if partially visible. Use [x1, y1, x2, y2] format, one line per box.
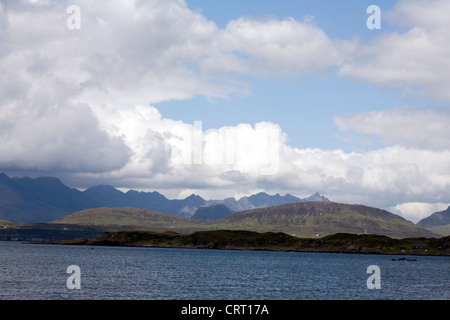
[51, 207, 212, 233]
[426, 224, 450, 236]
[53, 202, 437, 238]
[213, 201, 436, 238]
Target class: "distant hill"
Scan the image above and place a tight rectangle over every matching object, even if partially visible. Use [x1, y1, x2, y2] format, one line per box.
[53, 201, 437, 238]
[417, 206, 450, 227]
[51, 207, 211, 234]
[0, 172, 329, 223]
[214, 201, 436, 238]
[426, 224, 450, 236]
[191, 204, 235, 220]
[417, 206, 450, 236]
[0, 219, 24, 228]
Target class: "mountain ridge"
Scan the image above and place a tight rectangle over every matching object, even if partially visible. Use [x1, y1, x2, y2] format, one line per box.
[417, 206, 450, 228]
[0, 172, 329, 223]
[417, 206, 450, 236]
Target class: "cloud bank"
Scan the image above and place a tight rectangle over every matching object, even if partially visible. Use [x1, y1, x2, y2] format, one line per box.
[1, 0, 449, 222]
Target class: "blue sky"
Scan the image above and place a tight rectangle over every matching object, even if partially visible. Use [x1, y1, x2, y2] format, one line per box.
[155, 0, 433, 152]
[1, 0, 450, 222]
[185, 0, 397, 36]
[157, 69, 408, 151]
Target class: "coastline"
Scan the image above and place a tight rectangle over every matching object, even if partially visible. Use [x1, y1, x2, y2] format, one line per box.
[45, 229, 450, 257]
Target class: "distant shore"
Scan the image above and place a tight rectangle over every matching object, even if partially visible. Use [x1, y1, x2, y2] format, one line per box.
[46, 229, 450, 256]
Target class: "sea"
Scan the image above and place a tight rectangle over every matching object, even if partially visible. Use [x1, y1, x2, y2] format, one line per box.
[0, 241, 448, 300]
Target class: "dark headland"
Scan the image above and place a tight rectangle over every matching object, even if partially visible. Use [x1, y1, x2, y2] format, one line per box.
[48, 229, 450, 256]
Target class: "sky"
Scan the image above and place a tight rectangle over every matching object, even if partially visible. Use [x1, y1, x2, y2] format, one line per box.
[1, 0, 450, 223]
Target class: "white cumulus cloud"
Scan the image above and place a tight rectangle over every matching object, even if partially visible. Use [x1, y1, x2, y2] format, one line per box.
[339, 0, 450, 102]
[389, 202, 449, 224]
[334, 107, 450, 150]
[1, 0, 450, 222]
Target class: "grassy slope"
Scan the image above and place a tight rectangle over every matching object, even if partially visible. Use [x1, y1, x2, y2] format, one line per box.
[213, 202, 436, 238]
[426, 224, 450, 236]
[52, 202, 437, 239]
[51, 207, 213, 233]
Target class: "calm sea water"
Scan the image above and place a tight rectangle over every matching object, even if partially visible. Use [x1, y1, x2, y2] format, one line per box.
[0, 241, 448, 300]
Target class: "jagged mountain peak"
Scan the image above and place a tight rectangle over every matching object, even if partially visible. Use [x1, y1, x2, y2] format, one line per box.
[186, 194, 203, 200]
[303, 192, 330, 201]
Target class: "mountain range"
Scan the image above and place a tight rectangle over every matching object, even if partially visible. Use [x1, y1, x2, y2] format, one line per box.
[0, 172, 328, 223]
[1, 172, 448, 238]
